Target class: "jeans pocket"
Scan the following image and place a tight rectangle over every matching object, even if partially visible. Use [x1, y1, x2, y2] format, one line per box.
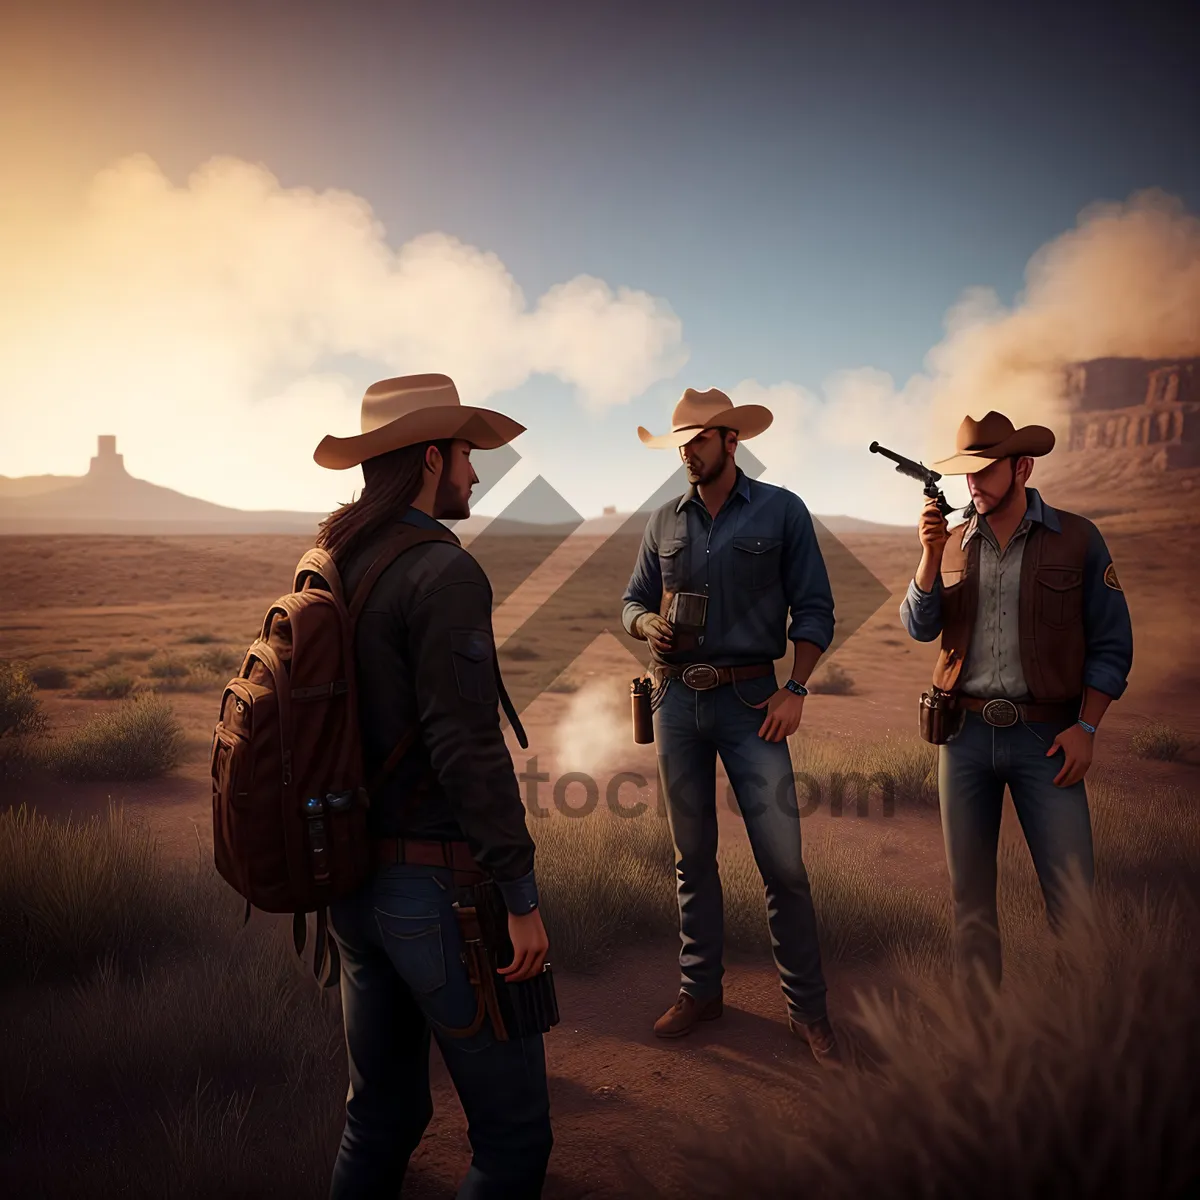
[650, 677, 671, 713]
[374, 909, 447, 994]
[731, 673, 777, 709]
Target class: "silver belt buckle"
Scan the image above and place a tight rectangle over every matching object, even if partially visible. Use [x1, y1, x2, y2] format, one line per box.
[680, 663, 720, 691]
[981, 699, 1018, 727]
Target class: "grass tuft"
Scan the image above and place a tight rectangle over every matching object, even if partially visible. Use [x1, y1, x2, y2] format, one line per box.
[42, 694, 185, 781]
[76, 666, 137, 699]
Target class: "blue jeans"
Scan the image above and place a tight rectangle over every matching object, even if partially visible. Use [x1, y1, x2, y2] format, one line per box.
[327, 864, 552, 1199]
[939, 711, 1095, 988]
[652, 673, 828, 1022]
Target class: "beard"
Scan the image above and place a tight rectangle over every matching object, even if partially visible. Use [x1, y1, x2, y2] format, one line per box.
[973, 465, 1020, 518]
[433, 470, 471, 520]
[687, 444, 729, 485]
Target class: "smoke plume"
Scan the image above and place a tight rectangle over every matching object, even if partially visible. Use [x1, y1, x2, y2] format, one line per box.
[745, 189, 1200, 516]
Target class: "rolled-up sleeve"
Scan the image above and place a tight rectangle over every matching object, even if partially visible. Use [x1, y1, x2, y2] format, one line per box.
[406, 558, 537, 903]
[901, 577, 943, 642]
[782, 496, 835, 651]
[621, 521, 662, 636]
[1081, 524, 1133, 699]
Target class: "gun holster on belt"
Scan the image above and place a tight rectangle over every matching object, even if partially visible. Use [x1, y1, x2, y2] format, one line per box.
[919, 686, 964, 745]
[439, 879, 560, 1042]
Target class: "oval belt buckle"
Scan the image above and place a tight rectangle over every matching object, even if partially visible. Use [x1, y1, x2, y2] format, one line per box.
[681, 663, 720, 691]
[981, 698, 1018, 727]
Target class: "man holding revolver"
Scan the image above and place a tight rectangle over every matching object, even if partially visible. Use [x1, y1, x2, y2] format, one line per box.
[901, 411, 1133, 993]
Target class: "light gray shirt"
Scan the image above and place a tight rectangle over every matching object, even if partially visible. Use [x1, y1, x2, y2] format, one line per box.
[902, 513, 1034, 701]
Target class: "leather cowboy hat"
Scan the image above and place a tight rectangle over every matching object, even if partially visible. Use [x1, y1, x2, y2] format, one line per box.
[637, 387, 772, 449]
[932, 410, 1056, 475]
[313, 373, 525, 469]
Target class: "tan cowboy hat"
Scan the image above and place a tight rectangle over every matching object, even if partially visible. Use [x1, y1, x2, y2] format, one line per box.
[313, 373, 525, 469]
[637, 387, 773, 449]
[932, 410, 1056, 475]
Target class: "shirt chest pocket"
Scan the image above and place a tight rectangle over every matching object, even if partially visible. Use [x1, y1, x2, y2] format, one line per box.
[1035, 567, 1084, 630]
[658, 540, 687, 593]
[732, 536, 782, 591]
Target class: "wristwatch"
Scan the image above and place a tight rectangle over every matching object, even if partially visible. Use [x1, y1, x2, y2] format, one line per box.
[784, 679, 809, 697]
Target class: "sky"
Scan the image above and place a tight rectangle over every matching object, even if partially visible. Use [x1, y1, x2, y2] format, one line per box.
[1, 0, 1197, 520]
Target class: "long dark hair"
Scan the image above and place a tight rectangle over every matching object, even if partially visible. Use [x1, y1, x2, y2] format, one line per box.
[315, 439, 452, 567]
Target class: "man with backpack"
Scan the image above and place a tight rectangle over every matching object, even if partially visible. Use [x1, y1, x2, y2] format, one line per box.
[311, 373, 553, 1198]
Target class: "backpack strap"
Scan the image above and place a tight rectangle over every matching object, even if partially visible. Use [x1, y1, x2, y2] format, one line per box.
[349, 524, 460, 799]
[347, 525, 460, 620]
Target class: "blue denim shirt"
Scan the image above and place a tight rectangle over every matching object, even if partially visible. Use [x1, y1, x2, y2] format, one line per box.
[899, 488, 1133, 700]
[621, 468, 835, 666]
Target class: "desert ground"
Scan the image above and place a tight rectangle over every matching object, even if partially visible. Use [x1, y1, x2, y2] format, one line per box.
[2, 463, 1198, 1197]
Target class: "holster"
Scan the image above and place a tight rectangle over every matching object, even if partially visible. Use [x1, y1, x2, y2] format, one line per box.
[441, 879, 560, 1042]
[919, 687, 965, 745]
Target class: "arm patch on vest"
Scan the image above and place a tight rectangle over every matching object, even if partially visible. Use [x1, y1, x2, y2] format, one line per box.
[1103, 562, 1122, 591]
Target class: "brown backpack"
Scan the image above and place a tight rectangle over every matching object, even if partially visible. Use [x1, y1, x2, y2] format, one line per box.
[210, 524, 456, 983]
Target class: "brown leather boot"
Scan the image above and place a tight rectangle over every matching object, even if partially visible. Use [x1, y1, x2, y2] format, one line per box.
[788, 1015, 843, 1069]
[653, 989, 723, 1038]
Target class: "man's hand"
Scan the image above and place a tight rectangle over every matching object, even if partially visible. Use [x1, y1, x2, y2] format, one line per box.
[499, 907, 549, 983]
[635, 612, 675, 656]
[1047, 723, 1094, 787]
[918, 496, 950, 552]
[753, 688, 805, 742]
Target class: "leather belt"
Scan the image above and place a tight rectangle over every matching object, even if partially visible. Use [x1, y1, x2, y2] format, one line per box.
[957, 696, 1078, 728]
[372, 837, 487, 882]
[653, 661, 775, 692]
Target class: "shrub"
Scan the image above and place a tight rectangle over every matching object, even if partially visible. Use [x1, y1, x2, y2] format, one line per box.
[1129, 721, 1183, 762]
[30, 664, 71, 690]
[807, 662, 857, 695]
[0, 660, 47, 779]
[191, 646, 242, 675]
[182, 631, 219, 644]
[0, 660, 47, 741]
[76, 667, 137, 700]
[43, 694, 185, 781]
[148, 654, 191, 680]
[153, 666, 225, 694]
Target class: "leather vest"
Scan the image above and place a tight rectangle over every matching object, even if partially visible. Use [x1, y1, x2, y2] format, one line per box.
[932, 509, 1092, 703]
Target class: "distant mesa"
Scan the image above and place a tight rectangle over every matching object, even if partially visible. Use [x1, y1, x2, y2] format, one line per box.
[0, 436, 328, 535]
[1062, 357, 1200, 470]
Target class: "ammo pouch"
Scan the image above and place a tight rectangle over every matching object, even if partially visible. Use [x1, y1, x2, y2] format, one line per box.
[919, 687, 964, 745]
[445, 879, 559, 1042]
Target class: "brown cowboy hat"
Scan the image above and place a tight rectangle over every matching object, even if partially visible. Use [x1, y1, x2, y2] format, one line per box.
[932, 410, 1056, 475]
[637, 386, 772, 450]
[313, 373, 525, 469]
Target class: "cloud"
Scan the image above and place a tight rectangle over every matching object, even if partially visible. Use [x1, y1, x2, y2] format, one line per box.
[742, 188, 1200, 520]
[0, 154, 686, 510]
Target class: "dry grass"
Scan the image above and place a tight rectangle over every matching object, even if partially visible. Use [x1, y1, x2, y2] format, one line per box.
[1, 756, 1196, 1196]
[0, 806, 344, 1199]
[650, 887, 1200, 1200]
[41, 694, 185, 781]
[791, 733, 939, 812]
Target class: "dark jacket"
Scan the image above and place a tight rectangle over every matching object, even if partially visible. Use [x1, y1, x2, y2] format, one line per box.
[341, 506, 537, 913]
